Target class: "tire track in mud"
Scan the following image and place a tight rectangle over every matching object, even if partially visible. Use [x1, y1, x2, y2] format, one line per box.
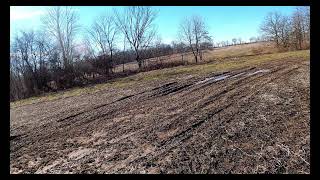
[56, 94, 135, 123]
[10, 67, 261, 173]
[56, 82, 182, 123]
[106, 64, 304, 172]
[55, 66, 270, 125]
[10, 58, 309, 174]
[10, 81, 194, 156]
[138, 67, 281, 137]
[104, 64, 295, 148]
[86, 66, 292, 173]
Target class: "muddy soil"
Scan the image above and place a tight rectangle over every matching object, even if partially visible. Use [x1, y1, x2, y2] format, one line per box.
[10, 57, 310, 174]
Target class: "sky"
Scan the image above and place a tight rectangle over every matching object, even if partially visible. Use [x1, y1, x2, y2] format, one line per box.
[10, 6, 298, 46]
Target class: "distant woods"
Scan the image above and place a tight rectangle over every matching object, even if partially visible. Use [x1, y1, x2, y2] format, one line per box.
[260, 7, 310, 50]
[10, 6, 310, 101]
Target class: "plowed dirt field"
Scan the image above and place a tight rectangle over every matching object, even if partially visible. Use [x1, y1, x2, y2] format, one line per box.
[10, 50, 310, 174]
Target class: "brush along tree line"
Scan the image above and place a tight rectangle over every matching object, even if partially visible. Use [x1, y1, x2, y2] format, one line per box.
[10, 6, 309, 101]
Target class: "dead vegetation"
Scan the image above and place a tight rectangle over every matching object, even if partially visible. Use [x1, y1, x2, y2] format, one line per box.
[10, 49, 310, 174]
[10, 42, 294, 108]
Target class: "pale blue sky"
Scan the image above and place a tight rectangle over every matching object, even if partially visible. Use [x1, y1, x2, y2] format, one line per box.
[10, 6, 299, 45]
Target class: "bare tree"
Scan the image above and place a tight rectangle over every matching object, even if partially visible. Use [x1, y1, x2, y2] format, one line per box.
[179, 15, 211, 63]
[238, 37, 242, 44]
[82, 36, 97, 60]
[10, 52, 25, 101]
[260, 11, 283, 47]
[122, 35, 127, 72]
[302, 7, 310, 42]
[221, 41, 226, 47]
[42, 6, 80, 69]
[226, 40, 230, 46]
[154, 35, 163, 62]
[291, 7, 309, 50]
[278, 15, 291, 48]
[10, 30, 54, 99]
[171, 41, 187, 54]
[34, 31, 54, 90]
[232, 38, 237, 45]
[12, 30, 39, 93]
[114, 6, 158, 69]
[260, 11, 295, 49]
[87, 13, 118, 76]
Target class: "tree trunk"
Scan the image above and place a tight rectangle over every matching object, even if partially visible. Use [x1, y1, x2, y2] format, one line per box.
[136, 55, 142, 69]
[122, 60, 125, 73]
[181, 54, 184, 64]
[195, 49, 199, 63]
[110, 51, 113, 74]
[105, 57, 109, 77]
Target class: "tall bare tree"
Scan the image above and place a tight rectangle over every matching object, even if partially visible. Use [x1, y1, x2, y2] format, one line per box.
[42, 6, 80, 69]
[302, 7, 310, 42]
[154, 35, 162, 62]
[114, 6, 158, 69]
[260, 11, 294, 49]
[121, 35, 127, 72]
[179, 15, 211, 63]
[87, 13, 118, 75]
[34, 31, 54, 90]
[12, 30, 39, 93]
[278, 15, 291, 48]
[221, 41, 226, 47]
[11, 30, 54, 99]
[260, 11, 283, 47]
[291, 7, 308, 50]
[82, 35, 96, 60]
[232, 38, 237, 45]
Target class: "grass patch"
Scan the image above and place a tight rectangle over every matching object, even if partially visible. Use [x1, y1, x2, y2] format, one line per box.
[10, 74, 143, 108]
[171, 50, 309, 75]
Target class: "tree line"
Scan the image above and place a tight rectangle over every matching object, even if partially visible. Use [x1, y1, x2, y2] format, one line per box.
[260, 7, 310, 50]
[10, 6, 309, 101]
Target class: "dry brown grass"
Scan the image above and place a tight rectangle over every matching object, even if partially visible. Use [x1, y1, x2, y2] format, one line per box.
[113, 42, 278, 73]
[10, 48, 309, 108]
[10, 52, 310, 173]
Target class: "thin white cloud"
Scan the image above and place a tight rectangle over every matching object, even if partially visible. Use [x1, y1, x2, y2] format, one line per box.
[10, 7, 80, 21]
[10, 7, 45, 20]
